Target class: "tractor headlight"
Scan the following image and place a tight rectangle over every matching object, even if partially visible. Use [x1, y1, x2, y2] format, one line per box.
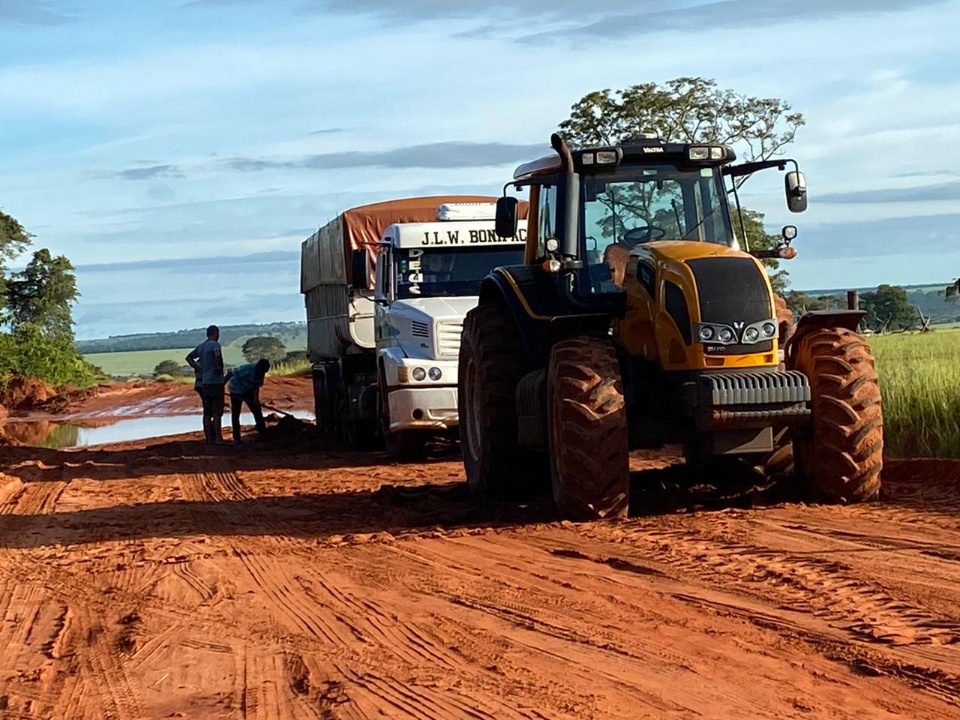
[412, 367, 426, 381]
[698, 326, 714, 341]
[718, 328, 735, 344]
[428, 367, 442, 381]
[762, 322, 777, 338]
[744, 326, 760, 343]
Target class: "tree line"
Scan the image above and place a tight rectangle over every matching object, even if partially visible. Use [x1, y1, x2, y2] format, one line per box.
[0, 212, 99, 389]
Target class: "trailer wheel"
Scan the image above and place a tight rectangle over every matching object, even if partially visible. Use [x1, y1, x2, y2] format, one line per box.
[312, 370, 326, 434]
[459, 302, 546, 500]
[791, 327, 883, 503]
[547, 336, 629, 520]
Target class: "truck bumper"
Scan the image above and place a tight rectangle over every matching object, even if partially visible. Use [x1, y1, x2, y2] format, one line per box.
[385, 386, 458, 432]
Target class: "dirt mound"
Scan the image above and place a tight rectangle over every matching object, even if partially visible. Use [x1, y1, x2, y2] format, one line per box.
[2, 376, 57, 411]
[262, 414, 317, 446]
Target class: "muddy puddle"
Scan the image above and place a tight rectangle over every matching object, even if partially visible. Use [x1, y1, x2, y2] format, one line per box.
[3, 410, 315, 449]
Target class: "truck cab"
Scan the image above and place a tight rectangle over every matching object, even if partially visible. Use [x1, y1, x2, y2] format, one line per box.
[371, 202, 527, 457]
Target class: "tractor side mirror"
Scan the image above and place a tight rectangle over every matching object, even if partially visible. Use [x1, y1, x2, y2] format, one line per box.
[350, 249, 369, 290]
[785, 171, 807, 213]
[495, 196, 519, 239]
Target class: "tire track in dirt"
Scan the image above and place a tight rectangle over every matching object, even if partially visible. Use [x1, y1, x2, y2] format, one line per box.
[589, 523, 960, 646]
[72, 604, 147, 719]
[177, 470, 545, 718]
[546, 517, 960, 707]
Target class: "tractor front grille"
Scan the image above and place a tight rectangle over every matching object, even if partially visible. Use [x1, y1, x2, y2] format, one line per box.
[698, 370, 811, 406]
[686, 256, 772, 327]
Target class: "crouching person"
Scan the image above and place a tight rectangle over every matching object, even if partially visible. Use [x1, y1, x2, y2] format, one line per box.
[229, 359, 270, 445]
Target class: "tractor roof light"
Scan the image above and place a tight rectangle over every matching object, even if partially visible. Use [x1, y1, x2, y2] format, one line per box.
[580, 147, 622, 167]
[687, 145, 727, 162]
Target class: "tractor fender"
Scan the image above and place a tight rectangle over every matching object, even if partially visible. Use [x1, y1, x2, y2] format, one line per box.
[477, 267, 555, 366]
[784, 309, 868, 365]
[477, 266, 614, 366]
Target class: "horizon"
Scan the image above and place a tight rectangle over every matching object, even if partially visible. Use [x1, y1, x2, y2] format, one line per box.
[1, 1, 957, 339]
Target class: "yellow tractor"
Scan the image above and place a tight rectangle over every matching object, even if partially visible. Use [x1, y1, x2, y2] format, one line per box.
[458, 132, 882, 520]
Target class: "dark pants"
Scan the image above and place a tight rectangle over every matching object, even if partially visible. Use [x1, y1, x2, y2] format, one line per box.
[231, 393, 265, 443]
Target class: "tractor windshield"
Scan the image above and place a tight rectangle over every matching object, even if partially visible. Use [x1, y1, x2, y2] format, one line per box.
[580, 164, 735, 290]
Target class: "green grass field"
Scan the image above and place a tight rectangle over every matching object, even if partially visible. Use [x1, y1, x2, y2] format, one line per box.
[870, 329, 960, 458]
[85, 345, 247, 378]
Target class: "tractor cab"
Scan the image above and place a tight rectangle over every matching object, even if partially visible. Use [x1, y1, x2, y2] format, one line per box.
[495, 133, 807, 301]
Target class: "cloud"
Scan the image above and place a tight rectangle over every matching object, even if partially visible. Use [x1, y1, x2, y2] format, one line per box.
[817, 180, 960, 205]
[520, 0, 951, 41]
[221, 141, 548, 172]
[0, 0, 72, 25]
[113, 164, 185, 181]
[181, 0, 947, 31]
[309, 127, 349, 135]
[76, 250, 299, 274]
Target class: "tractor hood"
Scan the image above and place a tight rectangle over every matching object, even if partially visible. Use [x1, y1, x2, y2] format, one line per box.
[632, 241, 776, 328]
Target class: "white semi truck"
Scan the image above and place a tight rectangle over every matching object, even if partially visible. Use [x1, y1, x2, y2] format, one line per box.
[300, 195, 528, 457]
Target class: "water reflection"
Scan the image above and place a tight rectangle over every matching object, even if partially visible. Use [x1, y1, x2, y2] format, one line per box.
[3, 411, 315, 449]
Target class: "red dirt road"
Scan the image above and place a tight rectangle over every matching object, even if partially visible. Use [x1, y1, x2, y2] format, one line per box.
[1, 380, 960, 718]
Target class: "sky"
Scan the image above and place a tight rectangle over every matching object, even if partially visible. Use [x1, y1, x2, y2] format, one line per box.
[0, 0, 957, 339]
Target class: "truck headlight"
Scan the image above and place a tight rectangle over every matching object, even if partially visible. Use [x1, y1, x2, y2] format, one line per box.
[718, 328, 735, 343]
[699, 326, 714, 341]
[744, 327, 759, 343]
[762, 322, 777, 338]
[412, 367, 426, 381]
[428, 367, 442, 381]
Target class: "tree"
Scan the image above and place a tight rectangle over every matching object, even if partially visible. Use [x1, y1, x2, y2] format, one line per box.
[559, 77, 805, 289]
[5, 248, 80, 340]
[0, 210, 34, 304]
[241, 336, 286, 363]
[860, 284, 914, 332]
[154, 360, 183, 377]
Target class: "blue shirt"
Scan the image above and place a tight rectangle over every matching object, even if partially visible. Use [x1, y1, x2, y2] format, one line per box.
[188, 339, 224, 385]
[229, 363, 263, 396]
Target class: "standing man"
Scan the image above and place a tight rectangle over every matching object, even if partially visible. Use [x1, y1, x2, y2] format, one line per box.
[186, 325, 227, 444]
[228, 359, 270, 445]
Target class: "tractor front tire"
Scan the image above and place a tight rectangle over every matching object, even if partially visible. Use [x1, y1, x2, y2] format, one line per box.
[547, 337, 630, 520]
[791, 328, 883, 503]
[459, 303, 545, 501]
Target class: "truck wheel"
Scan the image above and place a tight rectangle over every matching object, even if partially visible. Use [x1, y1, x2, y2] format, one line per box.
[379, 372, 430, 462]
[547, 336, 630, 520]
[313, 367, 337, 435]
[791, 328, 883, 503]
[459, 303, 545, 500]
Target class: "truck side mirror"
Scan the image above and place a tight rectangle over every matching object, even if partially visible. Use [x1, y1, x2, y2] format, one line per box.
[495, 196, 519, 238]
[350, 249, 369, 290]
[785, 171, 807, 213]
[781, 225, 797, 243]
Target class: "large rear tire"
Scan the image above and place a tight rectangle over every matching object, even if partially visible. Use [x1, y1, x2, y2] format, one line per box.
[791, 328, 883, 503]
[459, 303, 546, 500]
[547, 336, 630, 520]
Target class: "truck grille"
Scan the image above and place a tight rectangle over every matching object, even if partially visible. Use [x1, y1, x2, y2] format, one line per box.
[411, 321, 430, 338]
[435, 319, 463, 358]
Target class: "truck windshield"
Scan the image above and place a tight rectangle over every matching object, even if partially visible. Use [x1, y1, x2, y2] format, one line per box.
[394, 246, 524, 299]
[580, 163, 735, 291]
